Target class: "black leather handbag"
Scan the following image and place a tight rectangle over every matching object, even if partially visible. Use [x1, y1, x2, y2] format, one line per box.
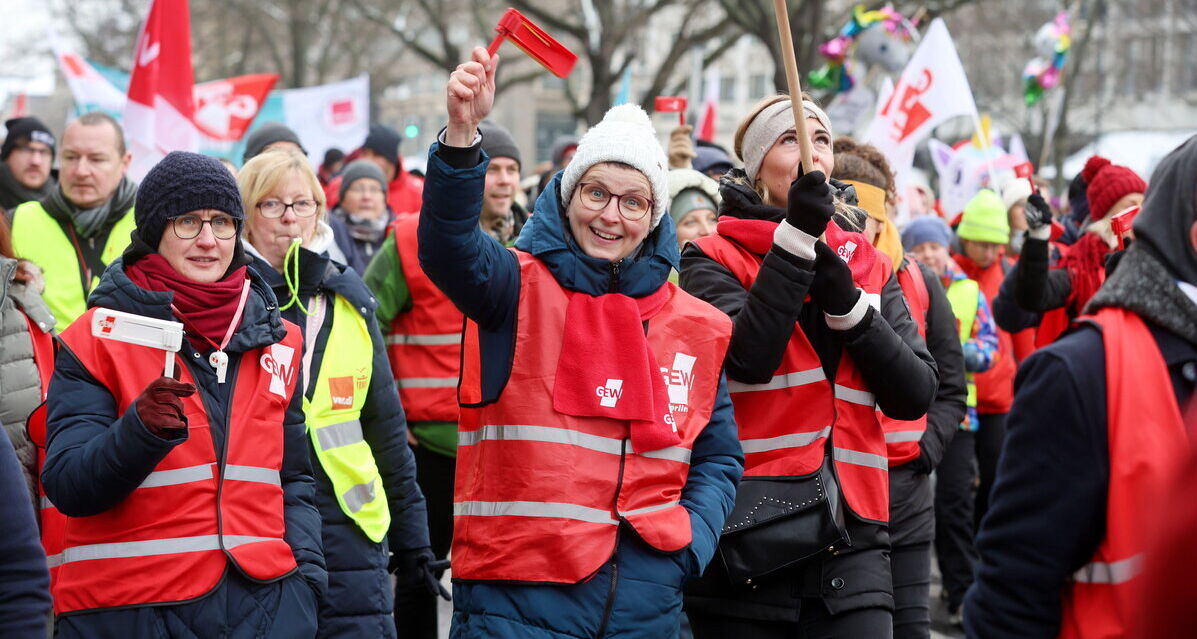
[715, 454, 849, 585]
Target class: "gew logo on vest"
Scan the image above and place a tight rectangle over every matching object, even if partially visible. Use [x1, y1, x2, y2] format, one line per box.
[662, 352, 697, 413]
[596, 379, 624, 408]
[328, 376, 355, 410]
[261, 344, 296, 397]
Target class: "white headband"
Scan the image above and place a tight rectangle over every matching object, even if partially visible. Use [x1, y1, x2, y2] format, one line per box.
[741, 99, 833, 184]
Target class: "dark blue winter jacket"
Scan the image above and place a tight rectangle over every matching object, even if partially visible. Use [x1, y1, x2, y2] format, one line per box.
[42, 259, 324, 636]
[0, 424, 51, 638]
[251, 248, 430, 639]
[418, 141, 744, 638]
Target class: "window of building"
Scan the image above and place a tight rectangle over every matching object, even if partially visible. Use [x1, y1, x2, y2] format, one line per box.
[536, 112, 578, 164]
[719, 75, 736, 102]
[749, 74, 769, 100]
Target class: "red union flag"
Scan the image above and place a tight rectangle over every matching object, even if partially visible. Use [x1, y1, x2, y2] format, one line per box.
[487, 8, 577, 78]
[193, 73, 279, 142]
[124, 0, 199, 180]
[654, 96, 686, 125]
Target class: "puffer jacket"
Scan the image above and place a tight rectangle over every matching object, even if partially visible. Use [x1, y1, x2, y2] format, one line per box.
[418, 141, 744, 639]
[0, 256, 53, 502]
[250, 248, 430, 639]
[43, 258, 325, 638]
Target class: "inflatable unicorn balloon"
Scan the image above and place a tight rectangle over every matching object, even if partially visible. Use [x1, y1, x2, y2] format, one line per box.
[930, 135, 1029, 217]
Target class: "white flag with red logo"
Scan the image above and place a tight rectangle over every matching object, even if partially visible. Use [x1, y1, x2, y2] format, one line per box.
[863, 18, 977, 164]
[123, 0, 199, 180]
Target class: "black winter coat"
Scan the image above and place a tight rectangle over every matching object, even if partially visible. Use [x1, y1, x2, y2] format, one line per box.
[679, 178, 938, 620]
[252, 249, 430, 639]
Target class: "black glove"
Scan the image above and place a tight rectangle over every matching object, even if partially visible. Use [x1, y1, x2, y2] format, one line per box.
[785, 171, 834, 238]
[809, 241, 861, 317]
[392, 547, 451, 601]
[135, 375, 196, 439]
[1024, 193, 1052, 231]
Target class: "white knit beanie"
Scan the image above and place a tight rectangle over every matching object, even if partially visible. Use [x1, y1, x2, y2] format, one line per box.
[560, 104, 671, 230]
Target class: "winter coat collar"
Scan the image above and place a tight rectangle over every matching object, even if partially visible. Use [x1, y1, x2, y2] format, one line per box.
[513, 172, 679, 297]
[1086, 244, 1197, 347]
[88, 257, 287, 353]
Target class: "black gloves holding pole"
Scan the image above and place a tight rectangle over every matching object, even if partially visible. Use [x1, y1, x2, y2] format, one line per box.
[783, 171, 863, 320]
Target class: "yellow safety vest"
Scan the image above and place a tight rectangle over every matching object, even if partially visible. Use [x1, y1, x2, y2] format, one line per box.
[945, 277, 981, 411]
[10, 200, 135, 332]
[303, 293, 391, 543]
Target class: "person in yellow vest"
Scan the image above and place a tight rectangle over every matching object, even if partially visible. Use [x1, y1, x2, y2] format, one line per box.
[419, 47, 743, 638]
[42, 151, 323, 638]
[10, 112, 136, 333]
[239, 150, 443, 638]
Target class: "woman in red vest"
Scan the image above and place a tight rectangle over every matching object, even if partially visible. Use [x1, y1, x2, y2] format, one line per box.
[42, 152, 323, 638]
[419, 47, 743, 638]
[964, 135, 1197, 639]
[679, 95, 938, 638]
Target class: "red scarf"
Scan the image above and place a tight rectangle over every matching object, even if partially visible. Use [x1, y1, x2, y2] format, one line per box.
[126, 254, 250, 351]
[1058, 232, 1110, 314]
[552, 285, 677, 453]
[716, 216, 879, 286]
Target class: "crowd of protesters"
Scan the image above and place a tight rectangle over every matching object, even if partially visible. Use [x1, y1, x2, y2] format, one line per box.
[0, 41, 1195, 639]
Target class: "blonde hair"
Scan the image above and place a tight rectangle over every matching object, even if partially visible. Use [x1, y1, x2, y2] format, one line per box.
[237, 150, 326, 237]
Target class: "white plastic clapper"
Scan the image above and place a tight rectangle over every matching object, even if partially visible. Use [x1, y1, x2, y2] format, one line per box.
[91, 308, 185, 377]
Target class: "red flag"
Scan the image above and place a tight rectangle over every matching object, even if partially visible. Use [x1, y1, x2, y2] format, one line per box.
[697, 67, 719, 141]
[193, 73, 279, 141]
[487, 8, 577, 78]
[124, 0, 199, 180]
[1111, 205, 1140, 250]
[9, 93, 27, 118]
[1014, 160, 1037, 194]
[654, 96, 686, 125]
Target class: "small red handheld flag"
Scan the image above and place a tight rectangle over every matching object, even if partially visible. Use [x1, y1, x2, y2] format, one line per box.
[654, 96, 687, 126]
[1110, 205, 1140, 250]
[487, 8, 577, 78]
[1014, 161, 1037, 194]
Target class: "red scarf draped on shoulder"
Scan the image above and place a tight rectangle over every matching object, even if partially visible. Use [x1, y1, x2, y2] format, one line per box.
[552, 284, 678, 453]
[1058, 231, 1111, 314]
[126, 254, 250, 351]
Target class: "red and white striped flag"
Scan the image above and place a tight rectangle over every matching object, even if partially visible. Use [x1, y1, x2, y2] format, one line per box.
[123, 0, 199, 180]
[697, 67, 719, 142]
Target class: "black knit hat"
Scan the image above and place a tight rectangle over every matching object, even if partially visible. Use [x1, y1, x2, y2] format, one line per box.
[478, 120, 521, 169]
[243, 122, 306, 163]
[362, 124, 401, 168]
[135, 151, 245, 250]
[2, 117, 56, 160]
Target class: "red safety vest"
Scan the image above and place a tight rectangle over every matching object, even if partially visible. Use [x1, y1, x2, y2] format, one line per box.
[883, 259, 930, 466]
[386, 216, 463, 423]
[1057, 307, 1187, 639]
[954, 254, 1016, 414]
[21, 312, 62, 586]
[51, 308, 303, 615]
[453, 251, 731, 583]
[692, 229, 892, 523]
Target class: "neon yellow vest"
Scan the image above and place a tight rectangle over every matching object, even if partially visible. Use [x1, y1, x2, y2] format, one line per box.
[10, 201, 136, 333]
[945, 277, 981, 411]
[303, 293, 391, 542]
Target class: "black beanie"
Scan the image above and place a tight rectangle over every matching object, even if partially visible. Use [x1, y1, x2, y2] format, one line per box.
[322, 147, 344, 167]
[243, 122, 307, 163]
[2, 117, 56, 160]
[338, 160, 388, 203]
[362, 124, 401, 168]
[478, 120, 521, 169]
[134, 151, 245, 250]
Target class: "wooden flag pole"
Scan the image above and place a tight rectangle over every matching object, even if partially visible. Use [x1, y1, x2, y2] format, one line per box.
[772, 0, 814, 175]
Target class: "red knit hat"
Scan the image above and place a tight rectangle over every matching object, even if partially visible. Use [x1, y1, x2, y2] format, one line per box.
[1085, 158, 1146, 220]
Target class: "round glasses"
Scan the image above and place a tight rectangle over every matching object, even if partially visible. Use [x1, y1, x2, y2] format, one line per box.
[575, 182, 654, 221]
[256, 198, 320, 218]
[171, 213, 238, 240]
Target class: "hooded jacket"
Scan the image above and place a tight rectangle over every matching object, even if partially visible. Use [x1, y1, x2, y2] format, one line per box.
[41, 258, 325, 634]
[964, 135, 1197, 639]
[249, 247, 430, 639]
[417, 140, 743, 639]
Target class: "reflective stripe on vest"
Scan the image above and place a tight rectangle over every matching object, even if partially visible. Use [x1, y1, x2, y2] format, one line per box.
[51, 309, 300, 614]
[10, 201, 135, 333]
[304, 294, 390, 542]
[692, 232, 891, 523]
[882, 260, 930, 465]
[945, 278, 981, 411]
[452, 251, 731, 584]
[387, 216, 464, 423]
[1058, 309, 1187, 639]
